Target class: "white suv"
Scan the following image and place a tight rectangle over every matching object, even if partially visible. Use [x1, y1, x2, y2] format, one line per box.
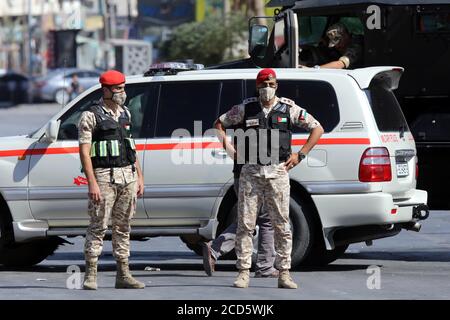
[0, 66, 429, 267]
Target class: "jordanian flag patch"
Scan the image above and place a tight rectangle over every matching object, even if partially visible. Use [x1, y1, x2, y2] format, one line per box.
[124, 124, 131, 131]
[277, 117, 288, 123]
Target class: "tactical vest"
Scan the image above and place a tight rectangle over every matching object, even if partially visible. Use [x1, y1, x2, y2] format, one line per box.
[90, 104, 137, 169]
[236, 97, 292, 165]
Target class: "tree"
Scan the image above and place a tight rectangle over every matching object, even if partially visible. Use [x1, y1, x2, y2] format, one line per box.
[160, 0, 269, 66]
[161, 12, 248, 66]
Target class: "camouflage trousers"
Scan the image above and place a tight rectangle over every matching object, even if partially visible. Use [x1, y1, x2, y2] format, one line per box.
[235, 165, 292, 270]
[84, 181, 137, 260]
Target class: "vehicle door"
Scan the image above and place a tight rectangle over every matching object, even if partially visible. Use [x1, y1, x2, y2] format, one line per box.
[143, 80, 243, 220]
[365, 73, 418, 198]
[27, 83, 151, 225]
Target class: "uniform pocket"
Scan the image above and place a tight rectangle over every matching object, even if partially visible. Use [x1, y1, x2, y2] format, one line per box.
[125, 138, 136, 151]
[125, 138, 137, 163]
[90, 142, 97, 157]
[98, 141, 108, 158]
[109, 140, 120, 157]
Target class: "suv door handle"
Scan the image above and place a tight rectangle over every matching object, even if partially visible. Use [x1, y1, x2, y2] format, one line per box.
[211, 149, 228, 158]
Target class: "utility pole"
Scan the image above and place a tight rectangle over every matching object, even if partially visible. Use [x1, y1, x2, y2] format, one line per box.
[108, 0, 117, 39]
[101, 0, 110, 41]
[100, 0, 110, 70]
[27, 0, 33, 77]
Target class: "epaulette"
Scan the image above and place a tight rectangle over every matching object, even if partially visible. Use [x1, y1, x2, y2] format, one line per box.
[243, 97, 258, 104]
[279, 97, 296, 107]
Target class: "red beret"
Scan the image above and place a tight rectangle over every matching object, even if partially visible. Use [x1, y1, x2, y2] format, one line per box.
[256, 68, 276, 86]
[99, 70, 126, 86]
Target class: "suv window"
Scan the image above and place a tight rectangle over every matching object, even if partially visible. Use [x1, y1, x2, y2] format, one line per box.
[410, 113, 450, 142]
[58, 84, 154, 140]
[58, 90, 102, 140]
[245, 79, 340, 133]
[155, 81, 221, 137]
[366, 82, 410, 133]
[218, 81, 244, 118]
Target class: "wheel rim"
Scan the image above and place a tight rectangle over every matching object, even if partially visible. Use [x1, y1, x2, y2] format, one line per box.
[55, 90, 68, 105]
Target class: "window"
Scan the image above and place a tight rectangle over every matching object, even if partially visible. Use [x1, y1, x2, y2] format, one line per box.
[155, 81, 221, 137]
[417, 13, 450, 33]
[64, 72, 77, 79]
[245, 79, 340, 133]
[58, 89, 102, 140]
[58, 83, 154, 140]
[87, 71, 101, 78]
[218, 81, 244, 118]
[126, 84, 158, 138]
[298, 16, 328, 45]
[411, 113, 450, 142]
[365, 82, 410, 133]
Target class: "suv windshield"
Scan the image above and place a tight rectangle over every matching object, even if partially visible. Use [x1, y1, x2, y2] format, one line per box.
[365, 82, 410, 133]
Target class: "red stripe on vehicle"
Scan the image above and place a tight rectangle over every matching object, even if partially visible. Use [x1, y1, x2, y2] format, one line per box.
[292, 138, 371, 146]
[145, 142, 223, 151]
[0, 138, 370, 158]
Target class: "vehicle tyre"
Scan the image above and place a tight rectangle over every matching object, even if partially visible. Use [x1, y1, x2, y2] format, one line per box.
[0, 203, 66, 267]
[54, 88, 69, 105]
[181, 193, 317, 268]
[288, 194, 316, 267]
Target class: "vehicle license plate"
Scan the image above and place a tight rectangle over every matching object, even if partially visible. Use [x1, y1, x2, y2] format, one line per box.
[396, 163, 409, 177]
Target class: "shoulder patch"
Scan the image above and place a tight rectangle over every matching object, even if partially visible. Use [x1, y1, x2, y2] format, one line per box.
[298, 109, 308, 121]
[228, 104, 241, 116]
[243, 97, 258, 105]
[279, 97, 295, 107]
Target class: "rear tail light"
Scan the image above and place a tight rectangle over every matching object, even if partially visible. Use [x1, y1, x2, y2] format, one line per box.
[359, 147, 392, 182]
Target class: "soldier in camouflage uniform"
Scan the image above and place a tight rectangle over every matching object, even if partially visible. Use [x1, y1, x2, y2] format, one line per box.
[78, 70, 145, 290]
[214, 68, 324, 289]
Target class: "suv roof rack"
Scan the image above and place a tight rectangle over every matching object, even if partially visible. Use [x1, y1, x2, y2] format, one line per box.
[144, 62, 204, 76]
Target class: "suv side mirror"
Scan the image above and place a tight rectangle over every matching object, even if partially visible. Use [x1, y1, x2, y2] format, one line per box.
[42, 120, 61, 143]
[249, 24, 269, 59]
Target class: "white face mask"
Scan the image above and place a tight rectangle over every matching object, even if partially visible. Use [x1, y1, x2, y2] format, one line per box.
[112, 91, 127, 106]
[259, 87, 276, 102]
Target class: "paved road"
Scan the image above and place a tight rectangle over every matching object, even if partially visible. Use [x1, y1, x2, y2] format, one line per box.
[0, 211, 449, 300]
[0, 103, 61, 137]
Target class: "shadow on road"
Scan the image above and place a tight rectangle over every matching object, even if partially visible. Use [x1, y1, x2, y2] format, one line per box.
[3, 250, 449, 273]
[0, 261, 372, 274]
[0, 286, 67, 290]
[341, 251, 450, 262]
